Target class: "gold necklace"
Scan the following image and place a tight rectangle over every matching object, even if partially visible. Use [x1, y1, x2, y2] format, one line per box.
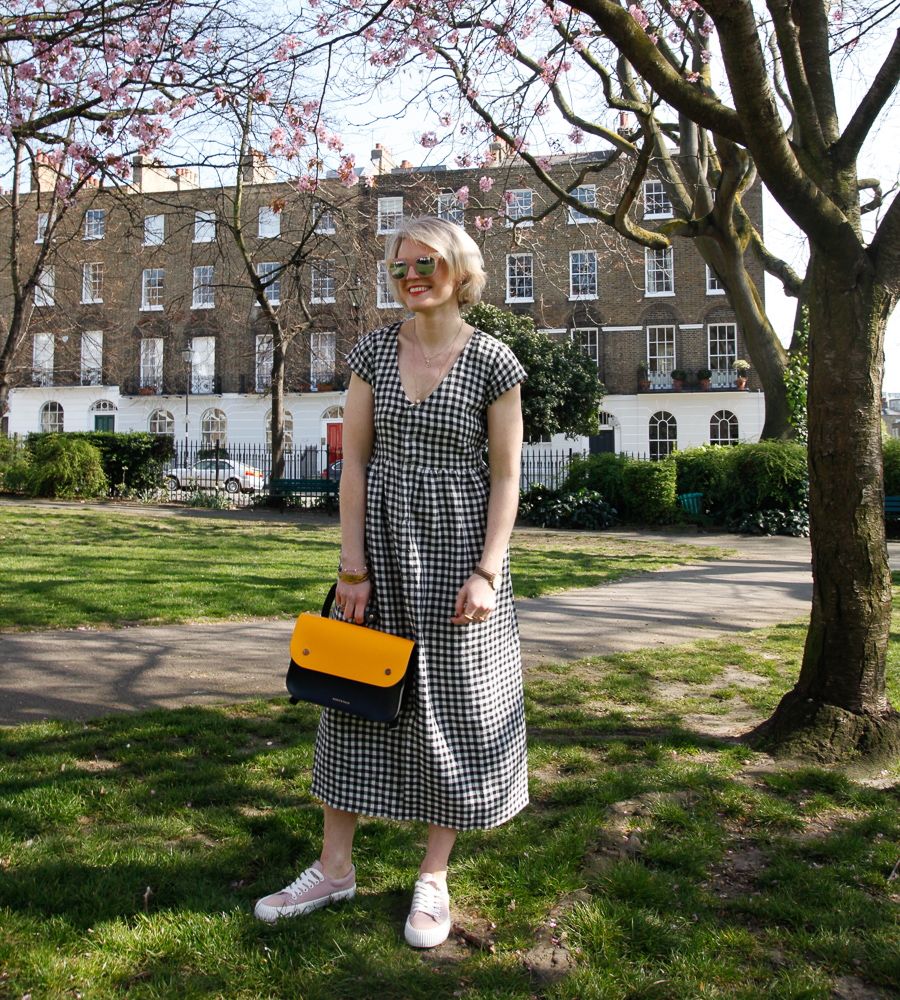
[412, 319, 462, 368]
[411, 318, 465, 405]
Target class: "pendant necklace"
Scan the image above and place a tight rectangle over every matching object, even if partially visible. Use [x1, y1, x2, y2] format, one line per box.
[411, 317, 465, 405]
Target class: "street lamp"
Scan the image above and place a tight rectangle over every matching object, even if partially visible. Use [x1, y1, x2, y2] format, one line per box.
[181, 344, 194, 448]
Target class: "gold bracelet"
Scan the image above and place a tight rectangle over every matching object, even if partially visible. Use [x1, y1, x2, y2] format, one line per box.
[338, 569, 369, 585]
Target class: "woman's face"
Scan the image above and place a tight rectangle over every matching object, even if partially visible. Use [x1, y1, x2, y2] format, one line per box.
[391, 239, 458, 314]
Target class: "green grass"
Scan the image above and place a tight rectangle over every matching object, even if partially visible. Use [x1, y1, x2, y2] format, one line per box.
[0, 508, 728, 630]
[2, 618, 899, 999]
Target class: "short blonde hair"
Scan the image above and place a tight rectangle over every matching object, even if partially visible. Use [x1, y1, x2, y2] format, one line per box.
[385, 215, 487, 307]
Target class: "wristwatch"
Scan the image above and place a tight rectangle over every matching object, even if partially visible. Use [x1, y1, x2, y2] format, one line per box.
[473, 566, 501, 590]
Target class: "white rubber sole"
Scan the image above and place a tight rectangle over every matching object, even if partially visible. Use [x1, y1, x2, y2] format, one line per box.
[404, 912, 451, 948]
[254, 885, 356, 923]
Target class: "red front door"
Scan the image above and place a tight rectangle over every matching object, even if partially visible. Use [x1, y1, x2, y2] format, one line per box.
[327, 422, 343, 466]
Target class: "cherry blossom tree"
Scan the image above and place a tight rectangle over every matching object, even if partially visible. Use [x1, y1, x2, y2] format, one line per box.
[322, 0, 900, 762]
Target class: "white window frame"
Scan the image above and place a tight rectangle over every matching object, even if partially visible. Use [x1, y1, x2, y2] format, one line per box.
[650, 410, 677, 460]
[706, 265, 726, 295]
[266, 409, 294, 452]
[34, 266, 55, 307]
[84, 208, 105, 240]
[314, 204, 336, 234]
[200, 407, 227, 447]
[143, 214, 165, 246]
[647, 325, 676, 374]
[710, 409, 739, 446]
[192, 266, 215, 309]
[310, 330, 336, 389]
[311, 260, 336, 304]
[569, 250, 598, 300]
[258, 206, 281, 238]
[645, 247, 674, 297]
[505, 188, 534, 227]
[140, 337, 164, 391]
[193, 210, 215, 243]
[40, 400, 64, 433]
[81, 330, 103, 386]
[33, 333, 54, 385]
[571, 327, 599, 367]
[437, 192, 464, 226]
[376, 261, 402, 309]
[82, 261, 104, 304]
[36, 212, 50, 243]
[141, 268, 164, 311]
[148, 408, 174, 434]
[256, 334, 273, 392]
[506, 253, 534, 302]
[708, 322, 738, 373]
[377, 197, 403, 234]
[643, 180, 673, 219]
[191, 336, 216, 394]
[256, 262, 281, 305]
[567, 184, 596, 224]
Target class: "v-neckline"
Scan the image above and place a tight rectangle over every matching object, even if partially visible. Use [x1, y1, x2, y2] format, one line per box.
[395, 322, 478, 407]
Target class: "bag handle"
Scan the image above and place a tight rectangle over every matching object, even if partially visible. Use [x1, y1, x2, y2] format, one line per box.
[322, 583, 377, 625]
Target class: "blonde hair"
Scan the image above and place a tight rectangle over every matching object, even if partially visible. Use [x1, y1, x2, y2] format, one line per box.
[385, 215, 487, 307]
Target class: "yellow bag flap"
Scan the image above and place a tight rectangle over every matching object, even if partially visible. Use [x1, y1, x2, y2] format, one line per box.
[290, 613, 414, 688]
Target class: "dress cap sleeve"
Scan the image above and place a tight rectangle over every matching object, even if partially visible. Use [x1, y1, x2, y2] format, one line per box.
[345, 326, 385, 385]
[485, 336, 527, 406]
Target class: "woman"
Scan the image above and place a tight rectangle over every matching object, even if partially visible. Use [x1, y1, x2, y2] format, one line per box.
[255, 216, 528, 948]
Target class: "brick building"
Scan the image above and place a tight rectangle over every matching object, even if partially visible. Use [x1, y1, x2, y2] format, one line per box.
[3, 143, 765, 460]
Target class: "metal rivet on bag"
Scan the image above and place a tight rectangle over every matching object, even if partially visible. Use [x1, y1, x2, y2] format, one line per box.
[385, 668, 391, 675]
[302, 648, 310, 656]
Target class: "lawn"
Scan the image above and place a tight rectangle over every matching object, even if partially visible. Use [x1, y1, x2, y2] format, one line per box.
[1, 617, 899, 999]
[0, 507, 729, 630]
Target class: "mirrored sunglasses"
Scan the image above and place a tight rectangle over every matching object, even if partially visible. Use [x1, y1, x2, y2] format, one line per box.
[387, 255, 437, 280]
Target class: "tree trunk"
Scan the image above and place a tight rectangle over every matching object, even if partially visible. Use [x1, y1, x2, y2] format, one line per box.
[270, 327, 286, 481]
[756, 249, 900, 764]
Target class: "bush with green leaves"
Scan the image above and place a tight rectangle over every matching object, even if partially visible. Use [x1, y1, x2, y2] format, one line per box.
[883, 438, 900, 496]
[621, 458, 678, 524]
[563, 452, 629, 513]
[24, 431, 174, 493]
[519, 484, 617, 529]
[22, 435, 108, 499]
[464, 302, 605, 440]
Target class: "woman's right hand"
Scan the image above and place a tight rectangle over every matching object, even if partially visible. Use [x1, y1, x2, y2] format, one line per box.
[335, 578, 371, 624]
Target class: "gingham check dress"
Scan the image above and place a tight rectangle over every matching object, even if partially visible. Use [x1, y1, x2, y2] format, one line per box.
[310, 323, 530, 830]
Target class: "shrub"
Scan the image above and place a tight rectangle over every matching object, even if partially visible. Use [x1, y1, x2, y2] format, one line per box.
[25, 431, 174, 493]
[621, 459, 678, 524]
[519, 484, 617, 530]
[23, 436, 108, 499]
[562, 452, 629, 512]
[883, 439, 900, 496]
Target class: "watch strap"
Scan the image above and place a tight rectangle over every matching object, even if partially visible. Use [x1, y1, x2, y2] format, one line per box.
[473, 565, 500, 589]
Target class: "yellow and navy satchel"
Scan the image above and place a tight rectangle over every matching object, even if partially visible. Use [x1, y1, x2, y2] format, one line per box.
[286, 585, 417, 726]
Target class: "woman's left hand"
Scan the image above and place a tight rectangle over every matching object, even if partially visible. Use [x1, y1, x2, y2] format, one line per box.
[451, 574, 497, 626]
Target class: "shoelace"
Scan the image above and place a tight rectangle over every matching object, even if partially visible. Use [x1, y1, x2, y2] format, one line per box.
[285, 867, 324, 898]
[410, 878, 445, 921]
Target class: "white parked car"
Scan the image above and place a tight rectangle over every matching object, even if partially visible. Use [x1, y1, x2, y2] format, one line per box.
[165, 459, 266, 494]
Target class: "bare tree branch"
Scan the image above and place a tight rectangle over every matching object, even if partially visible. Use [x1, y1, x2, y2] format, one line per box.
[835, 29, 900, 169]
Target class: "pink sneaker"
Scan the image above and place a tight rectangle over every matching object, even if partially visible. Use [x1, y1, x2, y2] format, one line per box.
[254, 860, 356, 923]
[404, 873, 451, 948]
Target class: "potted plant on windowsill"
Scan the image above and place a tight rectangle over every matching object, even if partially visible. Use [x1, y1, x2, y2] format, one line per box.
[138, 385, 157, 395]
[637, 360, 650, 391]
[670, 368, 687, 390]
[733, 359, 750, 388]
[697, 367, 712, 389]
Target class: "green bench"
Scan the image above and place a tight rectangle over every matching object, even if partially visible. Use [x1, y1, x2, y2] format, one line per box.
[885, 496, 900, 519]
[269, 477, 339, 513]
[677, 492, 703, 515]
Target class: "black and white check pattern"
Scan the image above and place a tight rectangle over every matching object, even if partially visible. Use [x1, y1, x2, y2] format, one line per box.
[311, 323, 530, 830]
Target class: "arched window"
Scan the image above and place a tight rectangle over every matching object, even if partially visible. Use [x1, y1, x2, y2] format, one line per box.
[149, 409, 174, 435]
[201, 408, 227, 447]
[40, 401, 63, 433]
[710, 409, 739, 446]
[266, 410, 294, 452]
[649, 410, 677, 460]
[90, 398, 116, 432]
[322, 404, 344, 419]
[89, 399, 117, 412]
[598, 411, 617, 428]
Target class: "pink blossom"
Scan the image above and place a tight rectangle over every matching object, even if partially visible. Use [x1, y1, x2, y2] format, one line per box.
[568, 126, 584, 144]
[478, 175, 494, 192]
[439, 112, 452, 127]
[475, 215, 493, 230]
[685, 70, 699, 82]
[648, 33, 659, 44]
[296, 176, 317, 193]
[15, 62, 37, 80]
[535, 156, 552, 171]
[341, 171, 359, 188]
[700, 49, 712, 63]
[534, 100, 549, 116]
[629, 4, 650, 30]
[270, 126, 288, 149]
[364, 175, 376, 187]
[420, 131, 439, 148]
[456, 185, 470, 207]
[455, 152, 473, 167]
